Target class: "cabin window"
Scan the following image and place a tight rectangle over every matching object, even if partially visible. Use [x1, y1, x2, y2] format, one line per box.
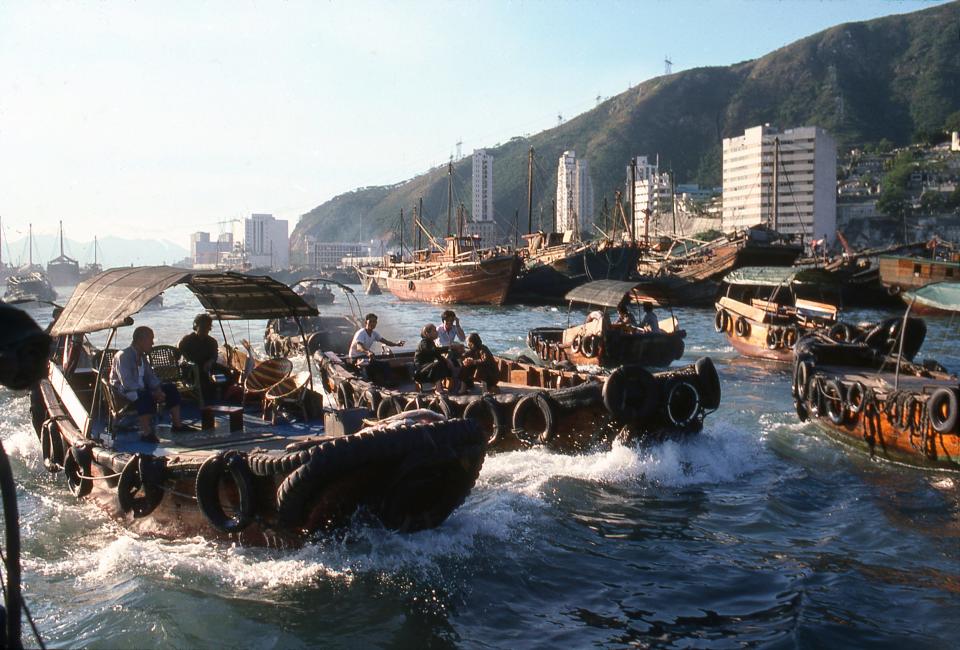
[947, 268, 954, 278]
[913, 263, 921, 276]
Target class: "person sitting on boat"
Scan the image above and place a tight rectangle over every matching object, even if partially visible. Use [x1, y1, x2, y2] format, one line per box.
[461, 332, 499, 394]
[110, 326, 191, 442]
[437, 309, 466, 347]
[414, 323, 460, 393]
[639, 302, 660, 333]
[349, 313, 404, 383]
[615, 300, 637, 327]
[178, 313, 235, 402]
[585, 309, 606, 324]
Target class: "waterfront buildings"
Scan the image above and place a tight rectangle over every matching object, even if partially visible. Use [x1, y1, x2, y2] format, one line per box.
[244, 213, 289, 270]
[305, 240, 371, 269]
[190, 232, 234, 268]
[722, 124, 837, 242]
[556, 151, 594, 236]
[465, 149, 498, 243]
[627, 155, 673, 237]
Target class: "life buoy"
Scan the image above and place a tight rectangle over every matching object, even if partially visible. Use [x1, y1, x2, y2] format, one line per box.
[463, 395, 506, 446]
[570, 334, 582, 354]
[361, 388, 382, 414]
[765, 327, 781, 350]
[734, 316, 750, 338]
[376, 395, 406, 420]
[663, 380, 701, 428]
[782, 326, 799, 349]
[407, 280, 415, 291]
[822, 379, 846, 425]
[117, 454, 166, 518]
[428, 394, 455, 419]
[511, 392, 558, 446]
[846, 381, 866, 415]
[602, 365, 659, 423]
[63, 445, 93, 498]
[336, 382, 355, 409]
[829, 323, 852, 343]
[927, 388, 959, 434]
[581, 335, 599, 358]
[714, 309, 728, 333]
[41, 420, 65, 473]
[695, 357, 722, 410]
[195, 452, 255, 533]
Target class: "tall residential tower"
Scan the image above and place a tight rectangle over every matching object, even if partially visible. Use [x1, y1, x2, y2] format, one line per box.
[556, 150, 594, 236]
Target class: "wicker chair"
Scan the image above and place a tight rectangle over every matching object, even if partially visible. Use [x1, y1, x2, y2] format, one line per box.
[243, 357, 293, 411]
[263, 370, 311, 424]
[148, 345, 181, 383]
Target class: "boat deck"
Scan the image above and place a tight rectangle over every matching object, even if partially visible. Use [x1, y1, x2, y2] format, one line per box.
[815, 365, 957, 395]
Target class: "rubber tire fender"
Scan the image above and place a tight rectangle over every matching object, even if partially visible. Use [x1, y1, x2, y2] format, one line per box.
[63, 445, 93, 498]
[336, 382, 355, 409]
[734, 316, 750, 338]
[822, 378, 846, 425]
[695, 357, 722, 410]
[714, 309, 727, 334]
[570, 334, 582, 354]
[195, 452, 255, 533]
[581, 334, 599, 359]
[428, 394, 455, 419]
[361, 388, 382, 415]
[41, 420, 65, 473]
[794, 359, 814, 401]
[404, 395, 427, 412]
[376, 395, 406, 420]
[829, 323, 852, 343]
[846, 381, 866, 415]
[765, 327, 781, 350]
[463, 395, 506, 446]
[927, 388, 959, 434]
[662, 379, 701, 428]
[782, 326, 799, 349]
[117, 454, 166, 518]
[602, 364, 659, 423]
[511, 392, 558, 445]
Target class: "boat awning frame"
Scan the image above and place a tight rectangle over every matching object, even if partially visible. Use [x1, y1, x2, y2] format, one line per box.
[51, 266, 318, 336]
[564, 279, 669, 308]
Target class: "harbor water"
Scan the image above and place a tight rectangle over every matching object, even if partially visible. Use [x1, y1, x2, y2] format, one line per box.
[2, 287, 958, 648]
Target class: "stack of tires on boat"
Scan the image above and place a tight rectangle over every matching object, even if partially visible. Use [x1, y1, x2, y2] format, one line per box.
[790, 316, 960, 471]
[319, 353, 721, 453]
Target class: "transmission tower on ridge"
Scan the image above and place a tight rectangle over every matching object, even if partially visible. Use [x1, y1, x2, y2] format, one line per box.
[664, 56, 673, 75]
[455, 139, 462, 161]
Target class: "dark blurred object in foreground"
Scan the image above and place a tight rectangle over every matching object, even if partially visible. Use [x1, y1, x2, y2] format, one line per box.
[0, 303, 51, 389]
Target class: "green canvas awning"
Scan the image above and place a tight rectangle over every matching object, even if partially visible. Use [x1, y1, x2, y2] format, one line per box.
[905, 281, 960, 313]
[51, 267, 318, 336]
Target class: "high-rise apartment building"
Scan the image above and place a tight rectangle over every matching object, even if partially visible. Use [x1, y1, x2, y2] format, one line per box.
[244, 213, 289, 269]
[190, 231, 234, 268]
[556, 151, 594, 235]
[722, 124, 836, 242]
[467, 149, 498, 243]
[626, 155, 673, 237]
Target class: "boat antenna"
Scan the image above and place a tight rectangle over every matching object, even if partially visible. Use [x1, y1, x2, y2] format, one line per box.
[527, 146, 534, 234]
[514, 209, 519, 248]
[446, 159, 453, 237]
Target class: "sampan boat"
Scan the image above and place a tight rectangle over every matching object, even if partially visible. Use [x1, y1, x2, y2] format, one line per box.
[791, 287, 959, 471]
[263, 279, 362, 358]
[31, 267, 485, 547]
[526, 279, 685, 368]
[319, 349, 721, 453]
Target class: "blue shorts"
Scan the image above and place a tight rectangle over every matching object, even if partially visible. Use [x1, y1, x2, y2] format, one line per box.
[134, 384, 181, 415]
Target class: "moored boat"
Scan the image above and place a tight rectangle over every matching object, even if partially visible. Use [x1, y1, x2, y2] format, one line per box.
[902, 281, 960, 316]
[3, 271, 57, 304]
[526, 279, 685, 368]
[791, 305, 959, 471]
[319, 350, 721, 453]
[879, 240, 959, 301]
[46, 221, 80, 287]
[32, 266, 485, 546]
[264, 280, 363, 358]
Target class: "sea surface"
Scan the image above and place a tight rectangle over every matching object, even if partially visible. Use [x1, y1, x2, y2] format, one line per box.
[2, 285, 959, 649]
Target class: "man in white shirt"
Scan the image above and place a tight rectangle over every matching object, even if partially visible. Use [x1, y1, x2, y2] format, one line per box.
[349, 313, 405, 383]
[437, 310, 466, 347]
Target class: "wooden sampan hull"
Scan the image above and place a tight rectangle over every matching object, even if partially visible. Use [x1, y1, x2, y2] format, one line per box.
[385, 256, 519, 305]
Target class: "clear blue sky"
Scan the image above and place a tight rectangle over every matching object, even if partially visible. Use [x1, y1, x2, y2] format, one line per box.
[0, 0, 948, 249]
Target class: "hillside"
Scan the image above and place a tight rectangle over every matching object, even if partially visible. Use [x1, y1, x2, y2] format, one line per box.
[293, 1, 960, 248]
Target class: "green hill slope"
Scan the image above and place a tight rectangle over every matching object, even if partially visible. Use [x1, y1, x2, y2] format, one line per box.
[293, 1, 960, 248]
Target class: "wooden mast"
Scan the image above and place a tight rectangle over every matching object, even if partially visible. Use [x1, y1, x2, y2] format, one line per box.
[526, 146, 534, 234]
[772, 137, 780, 231]
[446, 159, 453, 237]
[629, 157, 638, 244]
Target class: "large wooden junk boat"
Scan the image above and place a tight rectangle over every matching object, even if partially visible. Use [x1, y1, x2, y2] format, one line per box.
[3, 224, 57, 304]
[715, 266, 844, 363]
[526, 279, 685, 368]
[46, 221, 80, 286]
[380, 234, 519, 305]
[791, 285, 959, 470]
[31, 267, 485, 546]
[319, 350, 721, 453]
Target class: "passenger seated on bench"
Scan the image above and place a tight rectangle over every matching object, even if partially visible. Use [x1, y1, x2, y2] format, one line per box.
[348, 313, 405, 384]
[640, 301, 660, 333]
[615, 299, 637, 326]
[461, 332, 499, 394]
[414, 324, 459, 393]
[111, 326, 191, 442]
[178, 313, 236, 402]
[585, 309, 605, 324]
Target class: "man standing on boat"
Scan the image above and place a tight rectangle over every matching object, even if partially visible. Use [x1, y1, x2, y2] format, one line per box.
[437, 310, 466, 347]
[111, 326, 190, 442]
[349, 313, 405, 383]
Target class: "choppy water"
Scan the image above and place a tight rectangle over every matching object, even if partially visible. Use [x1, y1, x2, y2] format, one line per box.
[3, 286, 959, 648]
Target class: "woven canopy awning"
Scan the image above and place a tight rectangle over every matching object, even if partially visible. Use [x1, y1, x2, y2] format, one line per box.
[906, 281, 960, 313]
[722, 266, 833, 287]
[51, 266, 318, 336]
[565, 279, 668, 308]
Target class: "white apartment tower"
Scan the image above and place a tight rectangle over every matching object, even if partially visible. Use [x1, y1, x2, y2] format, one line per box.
[556, 151, 594, 235]
[467, 149, 498, 243]
[244, 213, 290, 269]
[627, 155, 673, 237]
[722, 124, 837, 242]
